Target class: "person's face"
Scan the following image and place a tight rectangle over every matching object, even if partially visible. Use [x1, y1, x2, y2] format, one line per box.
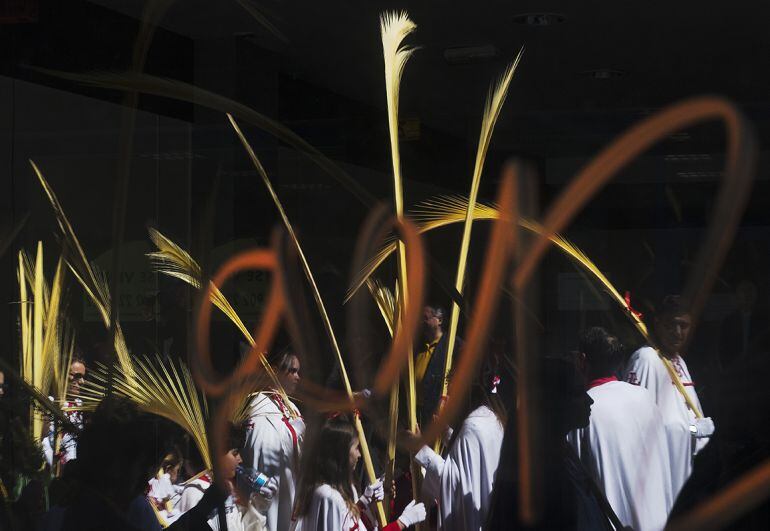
[348, 436, 361, 471]
[422, 307, 442, 340]
[559, 379, 593, 433]
[168, 463, 181, 484]
[68, 361, 86, 396]
[279, 356, 301, 395]
[222, 449, 243, 480]
[656, 313, 692, 355]
[0, 371, 5, 398]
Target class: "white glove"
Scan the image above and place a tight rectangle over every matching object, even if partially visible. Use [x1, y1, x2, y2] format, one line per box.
[397, 500, 427, 528]
[258, 477, 278, 500]
[359, 477, 384, 506]
[691, 417, 715, 438]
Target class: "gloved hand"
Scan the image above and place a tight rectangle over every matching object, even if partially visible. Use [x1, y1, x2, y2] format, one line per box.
[691, 417, 715, 438]
[258, 476, 278, 500]
[397, 500, 427, 528]
[359, 476, 384, 506]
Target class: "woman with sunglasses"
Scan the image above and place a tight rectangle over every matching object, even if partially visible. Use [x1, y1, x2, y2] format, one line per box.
[42, 357, 87, 468]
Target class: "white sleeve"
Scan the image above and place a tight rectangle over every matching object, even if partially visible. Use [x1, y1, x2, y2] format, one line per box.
[42, 435, 54, 466]
[414, 445, 445, 502]
[176, 484, 206, 515]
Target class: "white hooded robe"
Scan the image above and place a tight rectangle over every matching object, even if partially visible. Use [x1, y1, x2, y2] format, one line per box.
[624, 346, 710, 501]
[414, 405, 504, 531]
[568, 378, 674, 531]
[243, 392, 304, 531]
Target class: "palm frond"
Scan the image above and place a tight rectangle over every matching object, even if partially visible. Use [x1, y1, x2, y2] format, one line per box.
[229, 112, 387, 524]
[365, 278, 397, 336]
[110, 355, 211, 470]
[31, 160, 133, 377]
[439, 53, 524, 447]
[146, 228, 286, 412]
[348, 195, 649, 338]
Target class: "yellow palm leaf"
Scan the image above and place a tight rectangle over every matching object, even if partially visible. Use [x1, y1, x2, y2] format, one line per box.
[31, 161, 133, 377]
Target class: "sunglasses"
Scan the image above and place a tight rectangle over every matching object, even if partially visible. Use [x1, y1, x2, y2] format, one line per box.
[69, 372, 86, 382]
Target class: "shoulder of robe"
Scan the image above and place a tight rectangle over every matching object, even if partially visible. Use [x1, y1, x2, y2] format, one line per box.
[632, 345, 658, 361]
[314, 483, 343, 500]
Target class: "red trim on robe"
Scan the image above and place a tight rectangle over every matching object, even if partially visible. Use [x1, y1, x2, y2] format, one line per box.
[587, 376, 618, 389]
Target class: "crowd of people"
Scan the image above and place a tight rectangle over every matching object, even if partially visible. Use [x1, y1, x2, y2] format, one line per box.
[5, 292, 769, 530]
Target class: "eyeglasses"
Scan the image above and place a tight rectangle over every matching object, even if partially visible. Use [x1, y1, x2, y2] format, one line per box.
[69, 372, 86, 382]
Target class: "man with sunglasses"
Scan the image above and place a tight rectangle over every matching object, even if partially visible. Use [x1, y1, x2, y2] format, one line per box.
[43, 357, 87, 468]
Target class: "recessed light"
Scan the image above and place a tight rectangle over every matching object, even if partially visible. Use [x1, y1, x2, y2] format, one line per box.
[579, 68, 626, 79]
[513, 13, 567, 26]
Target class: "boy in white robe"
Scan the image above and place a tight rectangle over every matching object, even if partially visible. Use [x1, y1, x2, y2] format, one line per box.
[243, 352, 305, 531]
[569, 327, 673, 531]
[623, 295, 715, 501]
[176, 424, 277, 531]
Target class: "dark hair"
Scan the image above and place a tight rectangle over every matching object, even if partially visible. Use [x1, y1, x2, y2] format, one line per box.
[295, 416, 359, 518]
[160, 450, 182, 473]
[579, 327, 623, 377]
[225, 422, 246, 453]
[656, 294, 690, 320]
[447, 353, 509, 449]
[426, 306, 445, 325]
[269, 349, 299, 373]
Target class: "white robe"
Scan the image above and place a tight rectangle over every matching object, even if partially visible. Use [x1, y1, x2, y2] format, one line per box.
[414, 405, 504, 531]
[568, 379, 674, 531]
[147, 472, 184, 523]
[42, 398, 83, 466]
[624, 346, 710, 501]
[243, 392, 305, 531]
[176, 477, 267, 531]
[290, 484, 364, 531]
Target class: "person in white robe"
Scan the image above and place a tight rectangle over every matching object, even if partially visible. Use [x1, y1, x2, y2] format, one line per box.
[177, 423, 277, 531]
[623, 295, 715, 501]
[569, 326, 674, 531]
[147, 453, 184, 523]
[243, 351, 305, 531]
[407, 358, 506, 531]
[292, 416, 426, 531]
[42, 358, 86, 467]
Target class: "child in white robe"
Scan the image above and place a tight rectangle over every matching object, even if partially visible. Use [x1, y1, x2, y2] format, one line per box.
[292, 416, 426, 531]
[409, 358, 506, 531]
[243, 352, 305, 531]
[177, 422, 277, 531]
[569, 327, 674, 531]
[623, 296, 715, 501]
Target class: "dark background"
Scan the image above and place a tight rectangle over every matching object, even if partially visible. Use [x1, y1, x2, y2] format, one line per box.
[1, 0, 769, 406]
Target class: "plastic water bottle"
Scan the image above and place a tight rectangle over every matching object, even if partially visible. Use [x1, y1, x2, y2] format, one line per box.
[235, 465, 269, 495]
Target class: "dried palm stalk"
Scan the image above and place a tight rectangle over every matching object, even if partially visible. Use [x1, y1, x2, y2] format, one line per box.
[30, 160, 133, 378]
[437, 51, 523, 453]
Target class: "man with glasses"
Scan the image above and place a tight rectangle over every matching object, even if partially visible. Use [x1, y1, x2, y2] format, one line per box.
[43, 357, 87, 468]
